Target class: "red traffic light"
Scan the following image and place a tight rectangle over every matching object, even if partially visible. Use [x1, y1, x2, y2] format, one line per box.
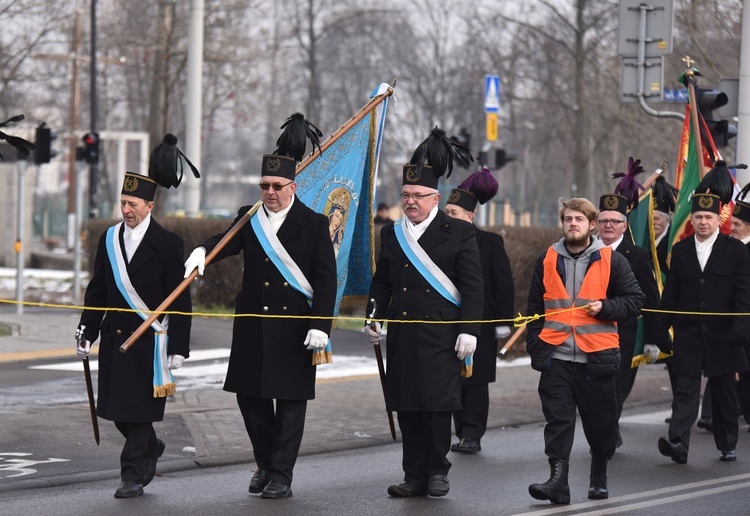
[82, 132, 100, 163]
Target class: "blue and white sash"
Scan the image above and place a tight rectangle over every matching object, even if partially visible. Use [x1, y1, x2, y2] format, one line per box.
[251, 207, 313, 299]
[394, 219, 461, 307]
[393, 219, 472, 377]
[105, 223, 175, 397]
[250, 207, 332, 364]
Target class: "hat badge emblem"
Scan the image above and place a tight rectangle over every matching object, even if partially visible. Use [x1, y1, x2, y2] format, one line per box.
[604, 196, 619, 210]
[698, 196, 714, 209]
[266, 157, 281, 173]
[123, 176, 138, 192]
[405, 167, 421, 183]
[447, 190, 461, 204]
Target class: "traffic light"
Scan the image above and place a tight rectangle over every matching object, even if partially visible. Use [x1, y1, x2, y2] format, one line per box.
[496, 149, 517, 169]
[82, 132, 99, 164]
[34, 124, 58, 164]
[695, 87, 737, 148]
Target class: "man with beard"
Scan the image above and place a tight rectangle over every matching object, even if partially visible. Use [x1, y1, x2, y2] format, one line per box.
[526, 197, 644, 504]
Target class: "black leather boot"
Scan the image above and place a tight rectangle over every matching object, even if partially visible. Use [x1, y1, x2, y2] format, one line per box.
[588, 456, 608, 499]
[528, 458, 570, 505]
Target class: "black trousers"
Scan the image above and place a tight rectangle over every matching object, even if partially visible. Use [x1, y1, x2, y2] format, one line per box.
[452, 383, 489, 441]
[538, 360, 617, 461]
[614, 361, 638, 434]
[114, 421, 158, 483]
[669, 373, 738, 451]
[236, 394, 307, 486]
[397, 410, 452, 488]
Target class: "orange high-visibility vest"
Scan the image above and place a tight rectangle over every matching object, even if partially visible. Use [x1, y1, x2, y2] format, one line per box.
[538, 246, 619, 352]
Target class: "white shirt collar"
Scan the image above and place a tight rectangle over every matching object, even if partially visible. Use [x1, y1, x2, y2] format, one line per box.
[405, 205, 439, 240]
[265, 195, 295, 233]
[607, 234, 625, 251]
[741, 235, 750, 245]
[123, 213, 151, 261]
[694, 228, 720, 271]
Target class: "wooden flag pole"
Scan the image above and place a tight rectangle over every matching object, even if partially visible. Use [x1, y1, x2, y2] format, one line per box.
[120, 82, 396, 353]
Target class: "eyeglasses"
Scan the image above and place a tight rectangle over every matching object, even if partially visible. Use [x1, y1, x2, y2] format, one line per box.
[259, 181, 294, 191]
[597, 219, 626, 226]
[399, 192, 437, 201]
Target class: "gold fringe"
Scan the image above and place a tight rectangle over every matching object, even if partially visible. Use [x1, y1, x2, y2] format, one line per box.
[461, 363, 473, 378]
[312, 350, 333, 366]
[153, 382, 176, 398]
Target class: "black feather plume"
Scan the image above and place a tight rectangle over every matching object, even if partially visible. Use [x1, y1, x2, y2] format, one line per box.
[0, 114, 36, 160]
[275, 113, 323, 161]
[148, 133, 200, 189]
[409, 127, 472, 179]
[695, 160, 734, 203]
[651, 175, 678, 213]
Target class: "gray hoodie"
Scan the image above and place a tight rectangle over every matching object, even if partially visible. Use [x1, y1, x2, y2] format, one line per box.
[549, 236, 607, 364]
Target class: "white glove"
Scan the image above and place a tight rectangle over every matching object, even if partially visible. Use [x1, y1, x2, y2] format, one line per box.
[76, 340, 91, 358]
[643, 344, 660, 364]
[184, 247, 206, 278]
[365, 321, 383, 344]
[495, 325, 511, 339]
[304, 329, 329, 350]
[455, 333, 477, 360]
[168, 354, 185, 370]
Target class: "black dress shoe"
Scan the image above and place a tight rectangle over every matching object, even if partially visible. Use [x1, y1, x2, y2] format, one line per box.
[455, 438, 481, 454]
[143, 439, 166, 487]
[428, 475, 450, 497]
[387, 482, 428, 497]
[720, 450, 737, 462]
[260, 480, 293, 499]
[248, 469, 271, 494]
[658, 437, 688, 464]
[450, 441, 460, 452]
[697, 417, 714, 432]
[114, 481, 144, 498]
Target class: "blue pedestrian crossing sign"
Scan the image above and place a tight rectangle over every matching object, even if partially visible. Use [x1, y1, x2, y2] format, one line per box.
[484, 75, 501, 113]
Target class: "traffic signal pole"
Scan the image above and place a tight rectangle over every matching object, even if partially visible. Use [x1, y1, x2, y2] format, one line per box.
[88, 0, 99, 219]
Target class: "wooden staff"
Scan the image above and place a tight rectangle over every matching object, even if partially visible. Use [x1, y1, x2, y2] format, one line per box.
[499, 322, 527, 355]
[120, 82, 396, 353]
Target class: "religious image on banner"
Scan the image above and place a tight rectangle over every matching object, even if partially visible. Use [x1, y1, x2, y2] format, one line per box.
[295, 83, 391, 314]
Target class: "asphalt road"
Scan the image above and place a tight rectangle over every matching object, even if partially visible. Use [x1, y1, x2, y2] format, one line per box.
[1, 405, 749, 515]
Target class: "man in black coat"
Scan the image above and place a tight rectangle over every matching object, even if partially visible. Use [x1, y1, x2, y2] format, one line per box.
[444, 167, 514, 454]
[526, 197, 645, 504]
[184, 115, 337, 499]
[596, 194, 661, 447]
[366, 129, 484, 498]
[78, 172, 192, 498]
[657, 193, 750, 464]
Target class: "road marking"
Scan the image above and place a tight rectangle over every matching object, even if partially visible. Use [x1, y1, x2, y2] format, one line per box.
[618, 409, 672, 425]
[515, 472, 750, 515]
[27, 348, 235, 372]
[0, 452, 70, 479]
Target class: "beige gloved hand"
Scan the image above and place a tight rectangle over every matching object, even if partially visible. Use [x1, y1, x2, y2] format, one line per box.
[168, 354, 185, 370]
[495, 325, 511, 339]
[455, 333, 477, 360]
[184, 247, 206, 278]
[364, 321, 383, 344]
[304, 329, 329, 350]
